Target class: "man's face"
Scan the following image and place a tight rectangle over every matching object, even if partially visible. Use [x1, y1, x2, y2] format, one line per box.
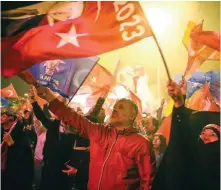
[1, 114, 8, 124]
[152, 135, 161, 149]
[24, 112, 30, 120]
[142, 117, 155, 133]
[110, 100, 135, 127]
[200, 129, 218, 144]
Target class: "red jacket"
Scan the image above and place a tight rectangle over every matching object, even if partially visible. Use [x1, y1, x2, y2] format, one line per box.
[49, 99, 154, 190]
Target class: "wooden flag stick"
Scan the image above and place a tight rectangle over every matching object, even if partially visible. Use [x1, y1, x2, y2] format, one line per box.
[152, 34, 172, 81]
[138, 2, 172, 81]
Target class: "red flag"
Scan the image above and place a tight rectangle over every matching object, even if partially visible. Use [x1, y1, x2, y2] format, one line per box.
[183, 21, 220, 76]
[157, 115, 172, 144]
[1, 84, 19, 98]
[129, 89, 143, 121]
[2, 2, 153, 77]
[191, 31, 220, 51]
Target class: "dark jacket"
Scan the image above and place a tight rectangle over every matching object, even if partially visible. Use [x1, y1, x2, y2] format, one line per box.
[152, 106, 220, 190]
[1, 121, 34, 190]
[32, 102, 74, 190]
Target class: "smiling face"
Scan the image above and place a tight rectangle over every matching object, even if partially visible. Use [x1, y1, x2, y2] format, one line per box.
[200, 129, 219, 144]
[110, 99, 137, 127]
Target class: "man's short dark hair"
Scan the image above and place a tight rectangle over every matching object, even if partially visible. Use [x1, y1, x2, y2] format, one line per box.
[24, 110, 30, 114]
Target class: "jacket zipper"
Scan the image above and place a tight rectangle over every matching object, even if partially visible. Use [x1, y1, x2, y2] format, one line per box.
[98, 132, 119, 190]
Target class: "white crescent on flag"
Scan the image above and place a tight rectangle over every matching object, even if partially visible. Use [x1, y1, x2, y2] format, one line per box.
[73, 69, 90, 87]
[94, 1, 101, 23]
[7, 90, 13, 97]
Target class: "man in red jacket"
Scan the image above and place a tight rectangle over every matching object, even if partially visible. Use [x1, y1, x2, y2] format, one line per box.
[36, 86, 154, 190]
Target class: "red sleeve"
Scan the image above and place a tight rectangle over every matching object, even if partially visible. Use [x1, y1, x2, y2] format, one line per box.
[48, 99, 108, 140]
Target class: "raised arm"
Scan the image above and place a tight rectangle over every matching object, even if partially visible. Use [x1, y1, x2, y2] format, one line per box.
[36, 86, 108, 140]
[28, 87, 53, 129]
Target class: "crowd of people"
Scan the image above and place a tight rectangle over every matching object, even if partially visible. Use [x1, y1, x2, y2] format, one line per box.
[1, 79, 220, 190]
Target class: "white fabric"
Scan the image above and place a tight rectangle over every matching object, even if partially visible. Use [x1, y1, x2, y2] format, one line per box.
[34, 132, 46, 161]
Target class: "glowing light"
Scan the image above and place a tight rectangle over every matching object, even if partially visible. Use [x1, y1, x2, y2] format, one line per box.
[145, 7, 173, 35]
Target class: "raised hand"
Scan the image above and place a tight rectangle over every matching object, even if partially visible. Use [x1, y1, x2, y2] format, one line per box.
[36, 86, 56, 102]
[3, 132, 14, 146]
[179, 76, 187, 96]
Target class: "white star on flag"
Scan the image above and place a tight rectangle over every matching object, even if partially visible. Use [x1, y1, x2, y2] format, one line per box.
[56, 25, 88, 48]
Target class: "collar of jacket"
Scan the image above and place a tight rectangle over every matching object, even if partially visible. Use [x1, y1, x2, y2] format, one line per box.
[115, 126, 138, 136]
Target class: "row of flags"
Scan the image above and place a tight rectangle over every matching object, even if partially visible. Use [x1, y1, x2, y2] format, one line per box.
[1, 2, 220, 122]
[1, 1, 153, 77]
[182, 21, 220, 76]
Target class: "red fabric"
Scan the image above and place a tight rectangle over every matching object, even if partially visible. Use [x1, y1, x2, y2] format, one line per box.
[129, 90, 143, 121]
[184, 22, 220, 76]
[191, 31, 220, 51]
[1, 84, 18, 98]
[157, 115, 172, 144]
[49, 99, 154, 190]
[2, 2, 152, 77]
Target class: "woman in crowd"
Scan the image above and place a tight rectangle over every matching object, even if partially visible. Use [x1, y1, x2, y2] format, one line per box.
[151, 133, 167, 169]
[192, 124, 220, 190]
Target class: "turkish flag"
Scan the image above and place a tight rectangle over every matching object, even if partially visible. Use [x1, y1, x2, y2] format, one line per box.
[1, 84, 19, 98]
[2, 1, 153, 77]
[70, 64, 114, 111]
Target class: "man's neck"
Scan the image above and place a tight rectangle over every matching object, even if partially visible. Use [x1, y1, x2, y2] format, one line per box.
[115, 125, 130, 132]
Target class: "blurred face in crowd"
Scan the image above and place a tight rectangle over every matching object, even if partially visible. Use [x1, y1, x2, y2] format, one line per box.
[110, 100, 136, 127]
[1, 113, 8, 124]
[152, 135, 161, 149]
[142, 117, 155, 134]
[3, 115, 15, 130]
[200, 129, 218, 144]
[24, 111, 30, 120]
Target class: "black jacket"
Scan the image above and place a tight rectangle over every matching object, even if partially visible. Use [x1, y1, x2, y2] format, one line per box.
[152, 106, 220, 190]
[1, 121, 34, 190]
[32, 102, 74, 164]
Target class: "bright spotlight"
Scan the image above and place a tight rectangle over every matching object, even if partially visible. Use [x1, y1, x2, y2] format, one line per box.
[146, 7, 173, 35]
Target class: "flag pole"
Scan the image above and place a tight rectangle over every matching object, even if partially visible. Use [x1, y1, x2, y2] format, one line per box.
[152, 34, 172, 81]
[67, 58, 100, 106]
[138, 2, 172, 81]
